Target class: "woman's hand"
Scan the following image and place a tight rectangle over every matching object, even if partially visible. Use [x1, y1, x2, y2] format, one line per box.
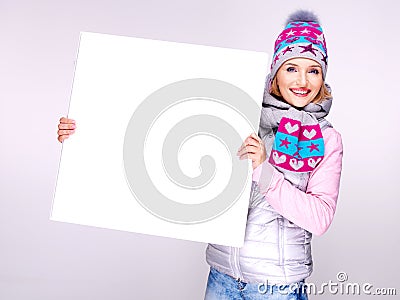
[237, 133, 266, 170]
[57, 117, 76, 143]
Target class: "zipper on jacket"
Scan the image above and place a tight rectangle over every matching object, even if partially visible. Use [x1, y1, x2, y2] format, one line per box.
[278, 218, 284, 266]
[232, 247, 244, 280]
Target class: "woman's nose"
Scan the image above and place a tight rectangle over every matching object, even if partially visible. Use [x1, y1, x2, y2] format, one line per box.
[296, 72, 308, 86]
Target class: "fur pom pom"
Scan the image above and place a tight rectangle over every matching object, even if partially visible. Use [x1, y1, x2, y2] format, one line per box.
[285, 10, 320, 25]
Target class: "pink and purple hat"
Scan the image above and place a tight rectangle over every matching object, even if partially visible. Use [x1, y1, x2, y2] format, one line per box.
[270, 10, 328, 80]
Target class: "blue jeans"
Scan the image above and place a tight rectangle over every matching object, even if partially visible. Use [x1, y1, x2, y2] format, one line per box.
[204, 268, 308, 300]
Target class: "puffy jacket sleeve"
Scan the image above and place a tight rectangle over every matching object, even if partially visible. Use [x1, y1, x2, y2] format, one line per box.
[252, 127, 343, 235]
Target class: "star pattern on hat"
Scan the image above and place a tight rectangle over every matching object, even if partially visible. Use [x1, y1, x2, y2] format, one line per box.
[321, 53, 328, 65]
[273, 53, 280, 65]
[286, 29, 296, 37]
[282, 46, 294, 55]
[315, 33, 325, 43]
[301, 28, 311, 34]
[299, 43, 318, 56]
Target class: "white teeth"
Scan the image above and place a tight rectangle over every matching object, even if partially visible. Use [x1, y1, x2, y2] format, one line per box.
[291, 89, 308, 95]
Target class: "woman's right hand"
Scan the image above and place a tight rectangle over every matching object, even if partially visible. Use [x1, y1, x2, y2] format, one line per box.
[57, 117, 76, 143]
[237, 133, 266, 170]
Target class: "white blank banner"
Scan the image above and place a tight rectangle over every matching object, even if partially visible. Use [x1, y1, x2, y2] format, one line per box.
[51, 32, 269, 247]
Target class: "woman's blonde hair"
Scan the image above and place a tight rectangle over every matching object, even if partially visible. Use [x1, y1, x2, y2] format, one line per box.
[270, 75, 331, 104]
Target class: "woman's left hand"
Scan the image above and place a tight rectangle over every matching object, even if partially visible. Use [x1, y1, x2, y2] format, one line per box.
[237, 133, 267, 170]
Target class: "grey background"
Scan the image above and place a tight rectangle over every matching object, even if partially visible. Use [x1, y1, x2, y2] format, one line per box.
[1, 0, 399, 299]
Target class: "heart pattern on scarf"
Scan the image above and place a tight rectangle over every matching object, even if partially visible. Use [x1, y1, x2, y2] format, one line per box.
[308, 157, 322, 168]
[289, 158, 304, 170]
[272, 152, 286, 164]
[266, 116, 327, 173]
[303, 129, 317, 139]
[285, 122, 299, 134]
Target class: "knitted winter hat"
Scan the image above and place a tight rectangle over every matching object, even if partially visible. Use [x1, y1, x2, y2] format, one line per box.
[270, 10, 328, 80]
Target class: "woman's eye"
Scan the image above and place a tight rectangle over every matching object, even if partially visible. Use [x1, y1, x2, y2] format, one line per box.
[286, 67, 296, 72]
[309, 69, 320, 74]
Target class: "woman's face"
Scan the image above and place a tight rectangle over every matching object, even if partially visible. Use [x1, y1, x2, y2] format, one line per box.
[275, 58, 323, 108]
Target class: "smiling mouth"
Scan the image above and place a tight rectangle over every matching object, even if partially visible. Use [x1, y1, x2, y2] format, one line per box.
[290, 88, 311, 97]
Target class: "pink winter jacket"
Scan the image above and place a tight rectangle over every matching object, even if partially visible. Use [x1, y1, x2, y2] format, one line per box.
[206, 125, 343, 284]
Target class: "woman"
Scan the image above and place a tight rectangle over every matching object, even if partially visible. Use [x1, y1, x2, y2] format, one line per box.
[204, 10, 343, 299]
[57, 10, 343, 300]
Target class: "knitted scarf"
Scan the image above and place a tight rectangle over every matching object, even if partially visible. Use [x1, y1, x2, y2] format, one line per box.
[259, 76, 333, 173]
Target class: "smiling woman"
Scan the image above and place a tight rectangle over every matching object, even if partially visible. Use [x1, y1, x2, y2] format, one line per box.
[205, 9, 343, 300]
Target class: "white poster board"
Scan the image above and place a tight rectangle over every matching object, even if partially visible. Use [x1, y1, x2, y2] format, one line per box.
[51, 32, 269, 247]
